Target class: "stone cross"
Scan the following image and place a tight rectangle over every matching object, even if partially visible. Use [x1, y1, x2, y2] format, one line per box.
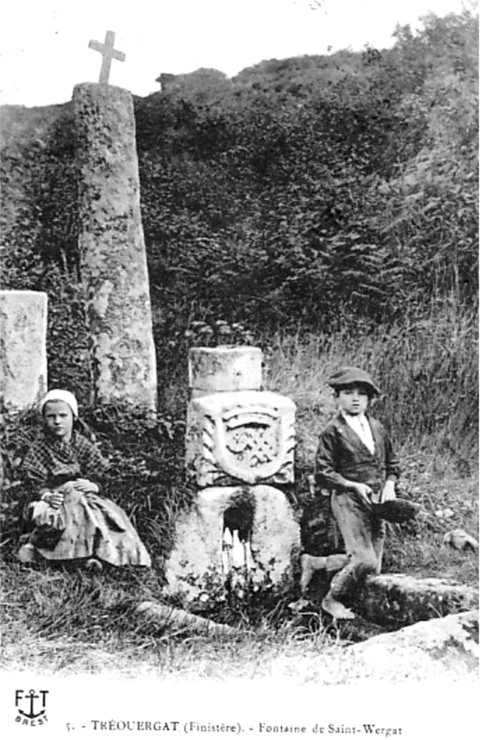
[89, 30, 125, 85]
[73, 83, 157, 410]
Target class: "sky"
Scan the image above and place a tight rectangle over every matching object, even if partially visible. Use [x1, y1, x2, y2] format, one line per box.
[0, 0, 474, 107]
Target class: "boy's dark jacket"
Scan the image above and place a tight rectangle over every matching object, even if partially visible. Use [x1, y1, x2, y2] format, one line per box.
[314, 413, 400, 496]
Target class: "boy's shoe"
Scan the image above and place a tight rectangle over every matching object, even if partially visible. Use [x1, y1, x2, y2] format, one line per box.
[372, 499, 421, 523]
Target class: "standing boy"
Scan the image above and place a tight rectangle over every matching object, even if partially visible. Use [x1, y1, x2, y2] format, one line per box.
[314, 367, 400, 620]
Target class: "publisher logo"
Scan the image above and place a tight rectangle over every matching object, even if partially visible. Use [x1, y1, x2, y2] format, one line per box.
[15, 690, 49, 726]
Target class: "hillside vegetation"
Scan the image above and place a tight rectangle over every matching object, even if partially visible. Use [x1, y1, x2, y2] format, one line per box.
[0, 11, 478, 579]
[1, 12, 477, 334]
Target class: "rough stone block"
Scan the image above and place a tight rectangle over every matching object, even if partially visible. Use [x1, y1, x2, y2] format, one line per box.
[73, 83, 157, 410]
[0, 291, 47, 410]
[354, 573, 479, 628]
[163, 485, 301, 603]
[189, 346, 263, 398]
[186, 390, 296, 486]
[347, 610, 478, 681]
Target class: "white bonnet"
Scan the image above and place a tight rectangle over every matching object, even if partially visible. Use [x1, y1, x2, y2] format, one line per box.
[40, 389, 78, 418]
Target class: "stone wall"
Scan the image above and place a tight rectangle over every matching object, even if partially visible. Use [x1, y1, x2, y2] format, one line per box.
[0, 290, 48, 410]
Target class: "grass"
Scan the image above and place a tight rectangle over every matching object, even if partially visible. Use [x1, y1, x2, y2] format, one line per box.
[1, 310, 478, 680]
[1, 564, 476, 685]
[0, 562, 343, 680]
[262, 306, 478, 462]
[259, 310, 478, 584]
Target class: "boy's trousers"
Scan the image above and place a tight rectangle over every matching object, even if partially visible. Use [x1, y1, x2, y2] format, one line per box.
[328, 490, 386, 601]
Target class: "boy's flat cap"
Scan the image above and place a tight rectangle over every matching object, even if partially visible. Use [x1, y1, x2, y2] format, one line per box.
[327, 367, 381, 396]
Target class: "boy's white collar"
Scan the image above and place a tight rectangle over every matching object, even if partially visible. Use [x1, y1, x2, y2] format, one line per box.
[340, 410, 368, 422]
[340, 410, 375, 453]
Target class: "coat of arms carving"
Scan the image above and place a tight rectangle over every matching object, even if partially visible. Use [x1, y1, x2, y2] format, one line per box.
[186, 391, 295, 486]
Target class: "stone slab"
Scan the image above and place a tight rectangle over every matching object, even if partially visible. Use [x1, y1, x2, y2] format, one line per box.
[189, 346, 262, 397]
[136, 601, 239, 637]
[0, 291, 47, 410]
[347, 609, 478, 682]
[354, 573, 479, 628]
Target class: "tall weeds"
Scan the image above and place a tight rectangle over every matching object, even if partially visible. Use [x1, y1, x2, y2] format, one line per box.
[261, 303, 478, 470]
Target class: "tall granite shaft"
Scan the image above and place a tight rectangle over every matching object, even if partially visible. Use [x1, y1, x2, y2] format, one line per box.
[73, 83, 157, 410]
[0, 291, 48, 410]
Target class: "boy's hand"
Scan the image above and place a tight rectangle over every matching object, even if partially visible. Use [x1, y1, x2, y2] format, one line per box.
[351, 483, 373, 503]
[381, 480, 396, 502]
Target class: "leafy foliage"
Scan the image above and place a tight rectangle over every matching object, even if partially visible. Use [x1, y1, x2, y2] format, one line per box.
[136, 10, 478, 333]
[1, 11, 477, 336]
[0, 10, 477, 424]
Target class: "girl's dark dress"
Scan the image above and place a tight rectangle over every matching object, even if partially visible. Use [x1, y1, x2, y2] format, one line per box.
[21, 430, 151, 567]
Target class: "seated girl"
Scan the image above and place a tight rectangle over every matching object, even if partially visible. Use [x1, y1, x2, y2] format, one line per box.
[18, 389, 151, 571]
